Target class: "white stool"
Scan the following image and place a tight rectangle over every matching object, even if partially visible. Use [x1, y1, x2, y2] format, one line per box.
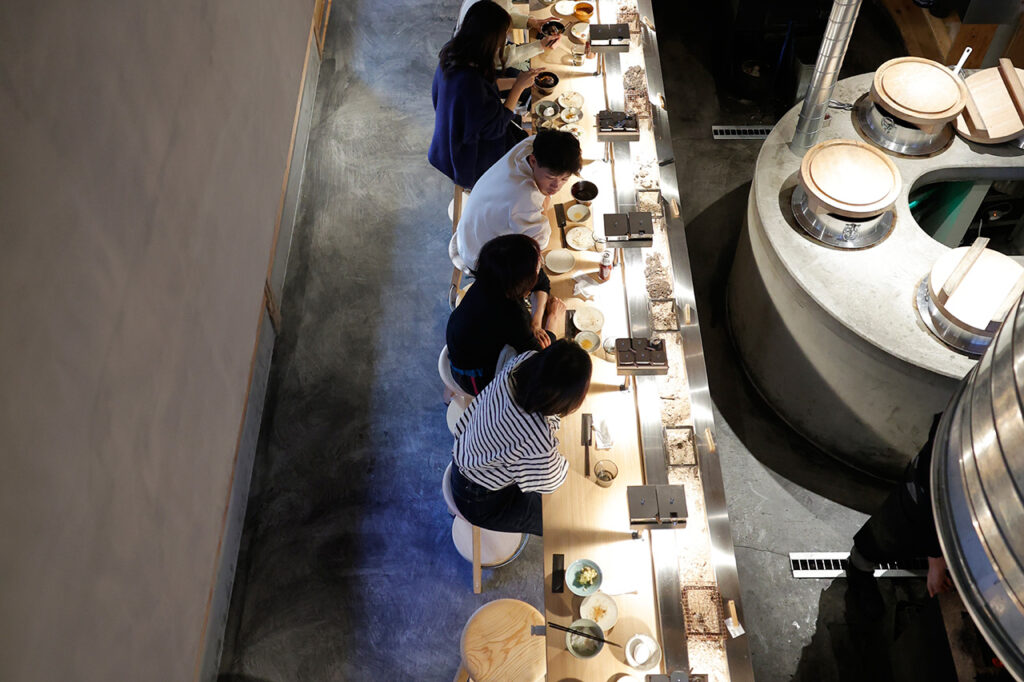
[439, 345, 473, 410]
[447, 400, 467, 436]
[442, 463, 525, 593]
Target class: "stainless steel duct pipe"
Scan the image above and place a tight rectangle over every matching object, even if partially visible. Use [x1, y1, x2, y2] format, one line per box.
[789, 0, 862, 153]
[933, 292, 1024, 679]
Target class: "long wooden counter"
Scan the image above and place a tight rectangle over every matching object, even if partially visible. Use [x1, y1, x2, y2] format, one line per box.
[525, 4, 667, 678]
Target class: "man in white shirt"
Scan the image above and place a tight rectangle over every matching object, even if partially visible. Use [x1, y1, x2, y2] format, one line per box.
[450, 129, 582, 344]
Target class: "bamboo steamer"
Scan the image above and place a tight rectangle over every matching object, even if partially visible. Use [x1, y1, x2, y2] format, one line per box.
[954, 59, 1024, 144]
[798, 139, 902, 218]
[871, 57, 968, 133]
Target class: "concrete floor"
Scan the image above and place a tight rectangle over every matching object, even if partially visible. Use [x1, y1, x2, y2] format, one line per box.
[219, 1, 956, 680]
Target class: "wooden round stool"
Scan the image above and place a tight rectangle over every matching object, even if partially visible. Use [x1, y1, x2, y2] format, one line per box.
[458, 599, 545, 682]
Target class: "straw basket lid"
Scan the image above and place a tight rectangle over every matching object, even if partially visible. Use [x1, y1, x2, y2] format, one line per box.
[798, 139, 902, 218]
[871, 57, 968, 128]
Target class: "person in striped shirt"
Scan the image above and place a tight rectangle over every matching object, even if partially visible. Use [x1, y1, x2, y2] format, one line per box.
[450, 340, 592, 536]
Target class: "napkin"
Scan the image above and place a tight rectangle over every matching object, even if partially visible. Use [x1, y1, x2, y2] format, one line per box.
[573, 272, 601, 300]
[594, 415, 614, 450]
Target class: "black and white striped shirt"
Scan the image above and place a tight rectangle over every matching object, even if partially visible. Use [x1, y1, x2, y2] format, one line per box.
[453, 351, 569, 494]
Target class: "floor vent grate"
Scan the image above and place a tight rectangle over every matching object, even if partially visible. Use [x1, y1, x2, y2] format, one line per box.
[789, 552, 928, 579]
[712, 125, 774, 140]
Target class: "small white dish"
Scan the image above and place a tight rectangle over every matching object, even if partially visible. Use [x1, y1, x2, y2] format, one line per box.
[560, 106, 583, 124]
[558, 91, 584, 109]
[553, 0, 577, 16]
[625, 633, 661, 671]
[574, 330, 600, 353]
[545, 248, 576, 274]
[580, 591, 618, 631]
[566, 226, 595, 251]
[570, 22, 590, 42]
[573, 305, 604, 332]
[566, 203, 591, 222]
[559, 123, 583, 138]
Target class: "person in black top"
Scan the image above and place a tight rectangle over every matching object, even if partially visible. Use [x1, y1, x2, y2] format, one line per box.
[446, 234, 565, 395]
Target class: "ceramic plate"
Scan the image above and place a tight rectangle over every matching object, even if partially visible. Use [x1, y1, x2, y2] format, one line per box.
[570, 22, 589, 42]
[560, 106, 583, 123]
[566, 226, 594, 251]
[558, 91, 584, 109]
[545, 248, 576, 274]
[559, 123, 583, 138]
[566, 203, 591, 222]
[553, 0, 577, 16]
[580, 591, 618, 631]
[573, 305, 604, 332]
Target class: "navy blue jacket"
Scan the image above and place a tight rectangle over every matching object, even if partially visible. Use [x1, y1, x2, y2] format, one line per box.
[428, 64, 516, 189]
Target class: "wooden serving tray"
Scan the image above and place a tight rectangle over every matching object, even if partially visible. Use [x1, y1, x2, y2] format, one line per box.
[871, 57, 968, 132]
[954, 59, 1024, 144]
[798, 139, 902, 218]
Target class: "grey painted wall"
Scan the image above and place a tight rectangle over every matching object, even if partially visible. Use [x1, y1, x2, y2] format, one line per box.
[0, 2, 310, 680]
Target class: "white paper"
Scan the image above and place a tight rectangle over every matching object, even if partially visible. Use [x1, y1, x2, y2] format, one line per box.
[594, 415, 614, 449]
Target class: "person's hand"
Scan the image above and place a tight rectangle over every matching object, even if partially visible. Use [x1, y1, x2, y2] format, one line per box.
[527, 16, 551, 33]
[532, 321, 552, 348]
[927, 556, 954, 597]
[544, 297, 567, 329]
[541, 34, 561, 50]
[514, 67, 543, 91]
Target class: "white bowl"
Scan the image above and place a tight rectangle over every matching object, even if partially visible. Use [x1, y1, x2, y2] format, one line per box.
[625, 633, 661, 671]
[574, 330, 600, 353]
[566, 203, 591, 222]
[545, 248, 576, 274]
[580, 591, 618, 631]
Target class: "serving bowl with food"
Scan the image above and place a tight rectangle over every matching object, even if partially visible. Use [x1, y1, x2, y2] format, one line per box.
[534, 71, 560, 96]
[541, 20, 565, 36]
[572, 305, 604, 332]
[558, 123, 583, 138]
[573, 2, 594, 21]
[566, 203, 591, 223]
[534, 100, 561, 120]
[570, 180, 599, 204]
[566, 558, 602, 596]
[575, 330, 600, 353]
[565, 618, 604, 659]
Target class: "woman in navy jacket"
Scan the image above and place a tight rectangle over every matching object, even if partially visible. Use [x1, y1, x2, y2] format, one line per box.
[428, 1, 539, 189]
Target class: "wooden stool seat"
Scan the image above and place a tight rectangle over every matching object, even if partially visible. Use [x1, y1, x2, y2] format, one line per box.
[460, 599, 545, 682]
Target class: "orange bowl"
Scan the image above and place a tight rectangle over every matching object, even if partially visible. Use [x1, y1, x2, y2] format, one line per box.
[573, 2, 594, 21]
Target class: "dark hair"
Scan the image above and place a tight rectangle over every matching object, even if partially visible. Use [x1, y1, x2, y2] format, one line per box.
[531, 129, 583, 175]
[473, 234, 541, 299]
[512, 340, 592, 417]
[439, 2, 511, 82]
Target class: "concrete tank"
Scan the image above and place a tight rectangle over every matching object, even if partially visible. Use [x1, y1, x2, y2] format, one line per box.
[728, 72, 1024, 479]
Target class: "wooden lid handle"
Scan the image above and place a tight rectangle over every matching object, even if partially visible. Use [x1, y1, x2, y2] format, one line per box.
[998, 58, 1024, 120]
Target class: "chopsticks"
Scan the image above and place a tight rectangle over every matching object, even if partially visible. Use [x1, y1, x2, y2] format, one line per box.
[546, 621, 622, 648]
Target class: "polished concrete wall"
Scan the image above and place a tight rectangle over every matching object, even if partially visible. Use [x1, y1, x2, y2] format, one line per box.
[0, 2, 309, 680]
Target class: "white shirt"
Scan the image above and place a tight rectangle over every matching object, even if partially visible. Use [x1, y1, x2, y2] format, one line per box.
[453, 352, 568, 493]
[452, 137, 549, 269]
[455, 0, 544, 70]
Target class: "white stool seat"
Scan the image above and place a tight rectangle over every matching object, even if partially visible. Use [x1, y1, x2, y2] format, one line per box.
[447, 400, 467, 436]
[443, 463, 524, 568]
[452, 517, 522, 567]
[439, 345, 473, 410]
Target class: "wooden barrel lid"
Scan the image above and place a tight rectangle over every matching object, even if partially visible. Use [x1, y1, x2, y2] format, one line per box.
[954, 59, 1024, 144]
[461, 599, 545, 682]
[929, 245, 1024, 334]
[798, 139, 902, 218]
[871, 57, 967, 127]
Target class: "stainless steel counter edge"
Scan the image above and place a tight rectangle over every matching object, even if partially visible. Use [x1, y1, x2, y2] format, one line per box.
[634, 4, 756, 679]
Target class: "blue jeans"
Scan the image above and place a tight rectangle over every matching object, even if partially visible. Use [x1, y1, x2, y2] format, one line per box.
[450, 463, 543, 536]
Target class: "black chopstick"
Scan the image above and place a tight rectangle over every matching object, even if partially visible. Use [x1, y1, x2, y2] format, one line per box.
[546, 621, 622, 648]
